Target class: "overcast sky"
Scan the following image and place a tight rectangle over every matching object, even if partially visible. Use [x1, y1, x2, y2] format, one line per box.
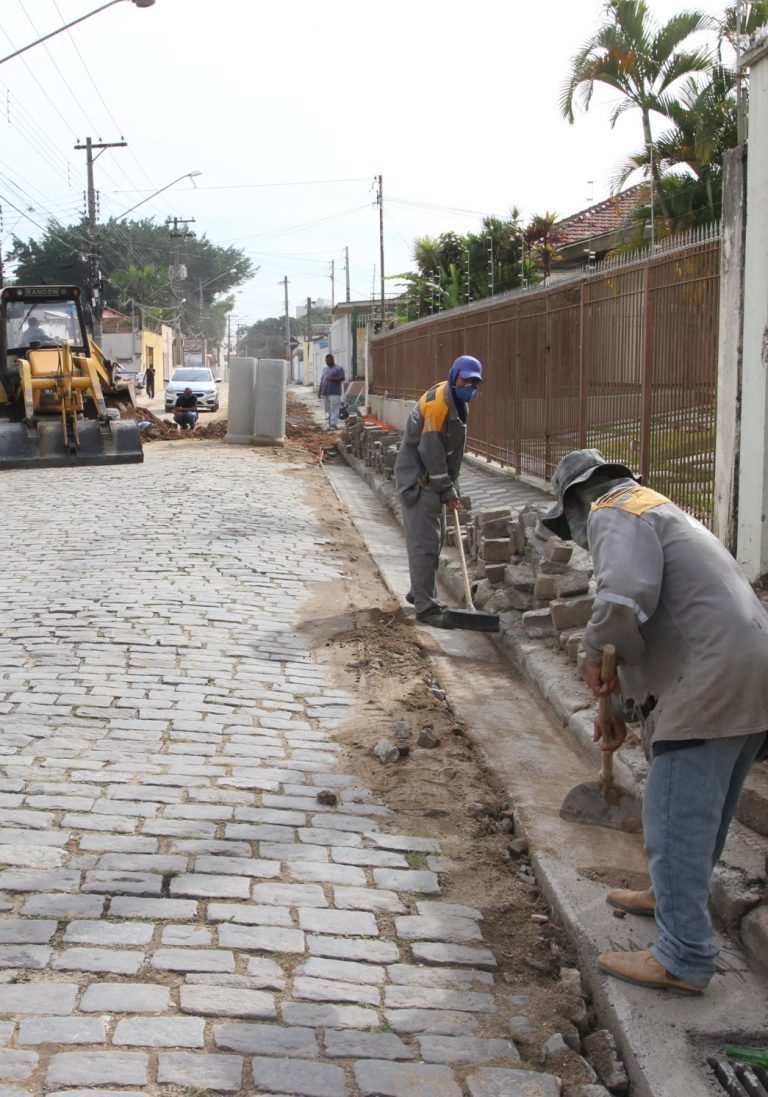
[0, 0, 735, 324]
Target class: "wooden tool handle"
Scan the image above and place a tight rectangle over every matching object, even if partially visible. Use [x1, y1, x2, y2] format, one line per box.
[451, 508, 474, 610]
[598, 645, 616, 789]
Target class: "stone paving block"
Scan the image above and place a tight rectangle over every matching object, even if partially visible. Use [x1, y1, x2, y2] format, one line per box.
[96, 854, 186, 873]
[81, 871, 162, 896]
[299, 827, 363, 847]
[384, 985, 495, 1012]
[411, 942, 498, 969]
[307, 935, 399, 964]
[417, 901, 483, 921]
[251, 882, 327, 907]
[214, 1022, 318, 1056]
[387, 964, 493, 988]
[0, 1024, 11, 1046]
[46, 1091, 140, 1097]
[332, 848, 407, 868]
[373, 869, 440, 895]
[79, 983, 171, 1013]
[394, 915, 483, 944]
[282, 1003, 379, 1029]
[0, 945, 51, 968]
[293, 975, 381, 1007]
[250, 1056, 348, 1097]
[0, 1050, 38, 1081]
[324, 1030, 414, 1060]
[63, 920, 154, 946]
[190, 965, 286, 990]
[169, 874, 251, 899]
[0, 983, 77, 1014]
[245, 957, 288, 988]
[161, 924, 212, 947]
[78, 835, 158, 854]
[218, 924, 305, 954]
[333, 886, 404, 913]
[354, 1059, 461, 1096]
[298, 957, 386, 985]
[47, 1052, 148, 1087]
[208, 902, 293, 927]
[180, 985, 276, 1018]
[143, 820, 216, 838]
[0, 869, 80, 892]
[298, 908, 378, 936]
[465, 1067, 561, 1096]
[152, 948, 235, 973]
[18, 1018, 107, 1045]
[0, 919, 57, 944]
[156, 1051, 243, 1092]
[385, 1009, 480, 1035]
[62, 813, 136, 834]
[112, 1016, 205, 1048]
[20, 894, 105, 918]
[108, 896, 198, 920]
[193, 855, 281, 878]
[289, 862, 368, 887]
[52, 948, 144, 975]
[260, 842, 329, 862]
[418, 1034, 520, 1064]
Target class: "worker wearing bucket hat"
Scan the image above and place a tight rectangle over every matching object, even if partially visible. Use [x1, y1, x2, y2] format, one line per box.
[544, 448, 768, 994]
[394, 355, 483, 629]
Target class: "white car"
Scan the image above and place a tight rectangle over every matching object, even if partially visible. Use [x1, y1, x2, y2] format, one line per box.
[165, 367, 221, 412]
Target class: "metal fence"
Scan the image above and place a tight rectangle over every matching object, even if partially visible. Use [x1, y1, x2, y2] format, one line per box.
[370, 225, 721, 525]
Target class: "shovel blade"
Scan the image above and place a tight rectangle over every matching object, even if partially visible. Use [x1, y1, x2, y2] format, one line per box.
[560, 780, 643, 833]
[443, 608, 500, 633]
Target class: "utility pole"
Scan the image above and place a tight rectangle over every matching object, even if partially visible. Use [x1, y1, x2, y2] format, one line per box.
[376, 175, 385, 323]
[74, 136, 126, 343]
[198, 278, 207, 369]
[487, 236, 495, 296]
[465, 247, 470, 304]
[283, 276, 291, 375]
[227, 312, 232, 365]
[344, 246, 350, 303]
[330, 260, 335, 310]
[306, 296, 312, 342]
[167, 216, 195, 366]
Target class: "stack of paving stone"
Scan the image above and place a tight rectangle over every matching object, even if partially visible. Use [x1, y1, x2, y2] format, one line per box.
[459, 505, 594, 660]
[340, 419, 402, 474]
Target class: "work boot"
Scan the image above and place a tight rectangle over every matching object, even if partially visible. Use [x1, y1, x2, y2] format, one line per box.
[597, 949, 704, 995]
[607, 888, 656, 917]
[406, 592, 445, 610]
[416, 608, 455, 630]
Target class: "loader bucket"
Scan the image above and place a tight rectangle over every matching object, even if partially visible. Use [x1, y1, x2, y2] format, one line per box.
[0, 419, 143, 470]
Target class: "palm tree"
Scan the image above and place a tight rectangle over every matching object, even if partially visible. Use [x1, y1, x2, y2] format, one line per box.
[560, 0, 713, 220]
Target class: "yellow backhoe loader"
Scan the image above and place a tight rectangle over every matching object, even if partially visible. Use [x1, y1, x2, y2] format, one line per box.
[0, 285, 143, 469]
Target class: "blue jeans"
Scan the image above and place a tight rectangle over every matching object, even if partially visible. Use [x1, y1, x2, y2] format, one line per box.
[176, 410, 197, 430]
[644, 731, 766, 987]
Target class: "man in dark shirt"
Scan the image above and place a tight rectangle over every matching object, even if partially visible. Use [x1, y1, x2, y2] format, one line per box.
[174, 387, 198, 430]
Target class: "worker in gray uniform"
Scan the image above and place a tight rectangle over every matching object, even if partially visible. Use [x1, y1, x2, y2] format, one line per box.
[543, 448, 768, 994]
[394, 355, 483, 629]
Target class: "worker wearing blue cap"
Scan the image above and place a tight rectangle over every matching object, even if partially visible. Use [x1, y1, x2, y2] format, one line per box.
[394, 355, 483, 629]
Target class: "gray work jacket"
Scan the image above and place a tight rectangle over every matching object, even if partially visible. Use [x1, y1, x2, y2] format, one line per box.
[394, 381, 467, 505]
[582, 484, 768, 747]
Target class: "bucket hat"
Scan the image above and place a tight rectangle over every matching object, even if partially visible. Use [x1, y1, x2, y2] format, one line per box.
[541, 448, 639, 541]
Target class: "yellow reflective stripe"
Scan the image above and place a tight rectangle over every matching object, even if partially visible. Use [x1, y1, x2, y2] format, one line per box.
[419, 382, 450, 433]
[591, 485, 671, 515]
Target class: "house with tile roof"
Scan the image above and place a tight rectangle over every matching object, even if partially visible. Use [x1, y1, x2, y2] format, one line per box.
[552, 185, 645, 272]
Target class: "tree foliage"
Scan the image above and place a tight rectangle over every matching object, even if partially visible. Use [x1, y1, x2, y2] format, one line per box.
[8, 217, 253, 346]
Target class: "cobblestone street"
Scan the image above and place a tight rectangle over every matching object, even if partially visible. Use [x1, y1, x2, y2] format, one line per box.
[0, 441, 568, 1097]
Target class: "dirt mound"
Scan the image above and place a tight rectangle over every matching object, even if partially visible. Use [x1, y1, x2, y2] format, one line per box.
[119, 404, 227, 442]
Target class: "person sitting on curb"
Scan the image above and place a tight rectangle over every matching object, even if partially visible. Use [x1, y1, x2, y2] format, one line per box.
[542, 448, 768, 995]
[394, 354, 483, 629]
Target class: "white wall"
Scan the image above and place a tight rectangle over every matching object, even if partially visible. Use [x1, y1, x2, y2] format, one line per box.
[737, 36, 768, 580]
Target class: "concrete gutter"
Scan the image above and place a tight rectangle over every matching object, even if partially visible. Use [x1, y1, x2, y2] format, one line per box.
[323, 440, 768, 1097]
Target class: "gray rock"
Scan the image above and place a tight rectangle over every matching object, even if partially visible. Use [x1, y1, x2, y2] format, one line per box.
[324, 1029, 414, 1060]
[583, 1030, 629, 1095]
[214, 1022, 318, 1057]
[466, 1066, 561, 1096]
[18, 1018, 107, 1045]
[418, 1034, 520, 1064]
[47, 1052, 148, 1087]
[112, 1017, 205, 1048]
[79, 983, 170, 1013]
[180, 985, 276, 1018]
[374, 739, 400, 764]
[156, 1051, 243, 1092]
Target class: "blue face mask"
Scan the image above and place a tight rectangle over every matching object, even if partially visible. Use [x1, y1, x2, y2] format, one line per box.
[455, 384, 477, 402]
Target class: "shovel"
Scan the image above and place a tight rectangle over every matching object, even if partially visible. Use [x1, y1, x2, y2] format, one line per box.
[442, 510, 500, 632]
[560, 644, 643, 833]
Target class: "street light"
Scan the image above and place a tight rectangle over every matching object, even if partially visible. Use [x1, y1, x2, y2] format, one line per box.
[114, 171, 202, 221]
[0, 1, 155, 66]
